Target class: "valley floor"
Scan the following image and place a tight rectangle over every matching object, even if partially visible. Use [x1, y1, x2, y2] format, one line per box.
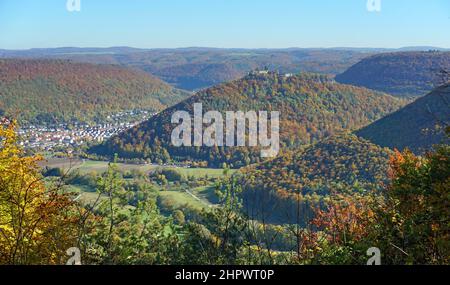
[41, 157, 232, 216]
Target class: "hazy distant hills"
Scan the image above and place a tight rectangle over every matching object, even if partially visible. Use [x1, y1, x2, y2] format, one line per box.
[90, 72, 405, 167]
[153, 62, 242, 91]
[240, 134, 392, 224]
[143, 49, 373, 90]
[336, 51, 450, 97]
[356, 84, 450, 153]
[0, 59, 190, 124]
[0, 47, 377, 90]
[3, 47, 448, 91]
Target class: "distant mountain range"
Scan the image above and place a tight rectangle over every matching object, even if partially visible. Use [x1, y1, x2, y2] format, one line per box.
[2, 46, 448, 57]
[0, 59, 190, 124]
[336, 51, 450, 97]
[3, 46, 446, 91]
[2, 47, 448, 91]
[356, 83, 450, 153]
[90, 72, 405, 167]
[1, 47, 377, 91]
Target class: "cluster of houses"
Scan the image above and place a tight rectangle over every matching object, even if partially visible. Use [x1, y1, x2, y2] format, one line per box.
[18, 111, 155, 151]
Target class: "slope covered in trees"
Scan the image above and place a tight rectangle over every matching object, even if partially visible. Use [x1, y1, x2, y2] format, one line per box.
[356, 84, 450, 153]
[0, 59, 190, 124]
[91, 73, 405, 167]
[335, 51, 450, 97]
[239, 134, 393, 224]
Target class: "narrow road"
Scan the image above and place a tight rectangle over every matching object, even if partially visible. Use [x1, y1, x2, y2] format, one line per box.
[184, 189, 213, 208]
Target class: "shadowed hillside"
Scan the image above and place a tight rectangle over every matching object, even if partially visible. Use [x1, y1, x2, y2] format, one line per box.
[335, 51, 450, 97]
[356, 84, 450, 153]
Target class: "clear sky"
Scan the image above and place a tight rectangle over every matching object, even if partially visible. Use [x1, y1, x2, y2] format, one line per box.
[1, 0, 449, 50]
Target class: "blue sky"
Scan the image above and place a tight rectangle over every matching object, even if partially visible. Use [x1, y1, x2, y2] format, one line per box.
[0, 0, 449, 49]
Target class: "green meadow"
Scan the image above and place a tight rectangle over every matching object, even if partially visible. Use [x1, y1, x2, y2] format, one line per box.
[42, 158, 232, 216]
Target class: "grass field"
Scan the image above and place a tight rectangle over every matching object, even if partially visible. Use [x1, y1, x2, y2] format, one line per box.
[41, 158, 234, 179]
[158, 189, 210, 212]
[155, 182, 222, 213]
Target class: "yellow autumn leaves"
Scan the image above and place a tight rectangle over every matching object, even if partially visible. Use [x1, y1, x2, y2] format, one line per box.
[0, 121, 77, 264]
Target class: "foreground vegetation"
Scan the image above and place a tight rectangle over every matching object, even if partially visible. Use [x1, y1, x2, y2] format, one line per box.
[1, 120, 448, 265]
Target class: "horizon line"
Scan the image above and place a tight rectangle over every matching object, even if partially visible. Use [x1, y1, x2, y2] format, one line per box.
[1, 45, 450, 52]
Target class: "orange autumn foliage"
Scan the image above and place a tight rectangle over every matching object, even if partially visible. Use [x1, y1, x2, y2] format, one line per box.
[312, 195, 375, 244]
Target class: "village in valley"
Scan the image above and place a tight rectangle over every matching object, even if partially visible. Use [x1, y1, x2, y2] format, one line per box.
[17, 110, 156, 151]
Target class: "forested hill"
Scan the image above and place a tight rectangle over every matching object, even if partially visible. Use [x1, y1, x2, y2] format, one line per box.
[239, 134, 393, 224]
[90, 72, 405, 167]
[335, 51, 450, 97]
[356, 84, 450, 153]
[0, 59, 190, 124]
